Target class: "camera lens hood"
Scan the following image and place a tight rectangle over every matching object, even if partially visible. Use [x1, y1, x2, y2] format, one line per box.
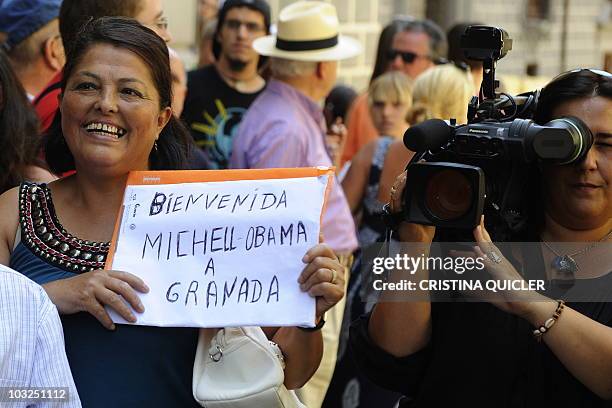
[532, 116, 593, 165]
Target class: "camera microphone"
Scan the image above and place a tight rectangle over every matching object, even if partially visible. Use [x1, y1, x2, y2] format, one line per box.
[403, 119, 453, 152]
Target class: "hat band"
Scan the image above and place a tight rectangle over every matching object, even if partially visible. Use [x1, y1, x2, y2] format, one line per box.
[276, 35, 338, 52]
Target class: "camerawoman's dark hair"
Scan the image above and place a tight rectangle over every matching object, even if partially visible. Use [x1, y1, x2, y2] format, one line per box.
[0, 49, 43, 194]
[521, 70, 612, 237]
[44, 17, 191, 173]
[534, 70, 612, 124]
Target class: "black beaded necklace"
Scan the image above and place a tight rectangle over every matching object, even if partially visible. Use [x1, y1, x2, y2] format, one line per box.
[19, 183, 110, 273]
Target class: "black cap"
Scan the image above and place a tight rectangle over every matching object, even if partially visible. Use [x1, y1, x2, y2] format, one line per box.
[213, 0, 271, 59]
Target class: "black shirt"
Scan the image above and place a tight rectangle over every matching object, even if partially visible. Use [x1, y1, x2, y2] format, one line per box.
[349, 246, 612, 407]
[182, 65, 264, 169]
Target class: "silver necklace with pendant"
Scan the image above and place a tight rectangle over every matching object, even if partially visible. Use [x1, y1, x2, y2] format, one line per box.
[541, 230, 612, 277]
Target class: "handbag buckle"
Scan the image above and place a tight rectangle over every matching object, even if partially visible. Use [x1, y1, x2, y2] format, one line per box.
[209, 345, 223, 362]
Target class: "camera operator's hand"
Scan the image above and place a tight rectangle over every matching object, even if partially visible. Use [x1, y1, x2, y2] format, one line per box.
[389, 170, 436, 243]
[370, 169, 435, 357]
[472, 216, 547, 316]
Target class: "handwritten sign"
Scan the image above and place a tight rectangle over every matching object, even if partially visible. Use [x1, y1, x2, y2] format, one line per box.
[106, 168, 333, 328]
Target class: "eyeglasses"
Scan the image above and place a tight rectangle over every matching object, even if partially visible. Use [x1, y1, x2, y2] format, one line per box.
[155, 16, 169, 31]
[550, 68, 611, 83]
[224, 19, 265, 34]
[145, 16, 169, 32]
[386, 49, 431, 64]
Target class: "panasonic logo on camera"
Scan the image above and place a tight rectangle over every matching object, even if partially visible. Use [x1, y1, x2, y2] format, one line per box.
[468, 129, 490, 134]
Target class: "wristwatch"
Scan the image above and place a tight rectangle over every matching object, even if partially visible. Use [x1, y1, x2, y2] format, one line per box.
[298, 315, 326, 332]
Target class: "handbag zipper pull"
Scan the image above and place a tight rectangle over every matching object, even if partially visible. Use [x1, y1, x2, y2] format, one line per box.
[209, 345, 223, 362]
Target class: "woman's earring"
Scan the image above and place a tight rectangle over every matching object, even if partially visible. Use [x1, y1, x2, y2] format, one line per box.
[154, 141, 159, 151]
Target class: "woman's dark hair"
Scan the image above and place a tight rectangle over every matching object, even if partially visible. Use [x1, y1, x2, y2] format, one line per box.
[324, 85, 358, 127]
[44, 17, 192, 173]
[534, 69, 612, 124]
[521, 69, 612, 238]
[0, 48, 42, 194]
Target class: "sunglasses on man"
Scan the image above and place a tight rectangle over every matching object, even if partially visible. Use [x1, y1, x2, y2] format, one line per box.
[386, 49, 432, 64]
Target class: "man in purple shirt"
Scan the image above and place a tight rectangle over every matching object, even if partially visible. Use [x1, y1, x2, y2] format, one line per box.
[230, 6, 360, 256]
[230, 2, 361, 406]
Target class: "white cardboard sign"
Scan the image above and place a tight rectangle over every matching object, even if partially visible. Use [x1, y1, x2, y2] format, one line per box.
[107, 169, 332, 328]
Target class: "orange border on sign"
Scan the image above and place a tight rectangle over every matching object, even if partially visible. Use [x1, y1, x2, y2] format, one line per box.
[105, 167, 335, 268]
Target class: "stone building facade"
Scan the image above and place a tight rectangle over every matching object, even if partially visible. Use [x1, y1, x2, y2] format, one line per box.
[165, 0, 612, 92]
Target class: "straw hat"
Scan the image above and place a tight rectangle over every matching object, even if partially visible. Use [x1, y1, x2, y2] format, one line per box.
[253, 1, 361, 62]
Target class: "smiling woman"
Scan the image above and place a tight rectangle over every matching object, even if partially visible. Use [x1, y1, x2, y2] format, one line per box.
[0, 17, 198, 408]
[0, 16, 347, 408]
[44, 19, 189, 175]
[60, 43, 172, 173]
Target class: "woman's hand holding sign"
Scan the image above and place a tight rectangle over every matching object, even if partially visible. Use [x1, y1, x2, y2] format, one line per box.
[45, 269, 149, 330]
[299, 244, 345, 318]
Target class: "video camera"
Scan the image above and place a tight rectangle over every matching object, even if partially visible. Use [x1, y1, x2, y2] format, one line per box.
[401, 26, 594, 239]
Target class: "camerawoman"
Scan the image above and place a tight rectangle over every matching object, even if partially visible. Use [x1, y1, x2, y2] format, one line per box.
[354, 24, 612, 406]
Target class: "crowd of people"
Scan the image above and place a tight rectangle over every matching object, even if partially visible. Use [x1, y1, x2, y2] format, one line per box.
[0, 0, 610, 407]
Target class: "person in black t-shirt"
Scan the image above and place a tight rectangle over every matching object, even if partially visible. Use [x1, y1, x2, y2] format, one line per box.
[182, 0, 270, 169]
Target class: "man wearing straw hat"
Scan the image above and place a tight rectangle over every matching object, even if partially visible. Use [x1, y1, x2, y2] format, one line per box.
[230, 2, 361, 406]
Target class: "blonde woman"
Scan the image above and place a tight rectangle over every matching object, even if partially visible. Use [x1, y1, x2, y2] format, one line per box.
[342, 71, 413, 245]
[376, 64, 474, 205]
[328, 71, 413, 408]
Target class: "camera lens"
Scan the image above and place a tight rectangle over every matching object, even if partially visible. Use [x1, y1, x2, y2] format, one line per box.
[530, 116, 593, 164]
[424, 170, 473, 221]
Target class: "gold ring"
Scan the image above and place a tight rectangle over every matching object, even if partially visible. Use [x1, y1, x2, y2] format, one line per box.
[390, 185, 398, 199]
[330, 269, 337, 284]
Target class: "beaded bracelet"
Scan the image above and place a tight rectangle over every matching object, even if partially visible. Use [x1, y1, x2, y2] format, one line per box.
[533, 299, 565, 342]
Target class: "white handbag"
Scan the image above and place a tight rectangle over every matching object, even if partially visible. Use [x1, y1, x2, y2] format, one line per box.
[192, 326, 306, 408]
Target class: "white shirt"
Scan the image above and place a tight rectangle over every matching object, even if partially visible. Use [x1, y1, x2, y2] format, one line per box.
[0, 264, 81, 407]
